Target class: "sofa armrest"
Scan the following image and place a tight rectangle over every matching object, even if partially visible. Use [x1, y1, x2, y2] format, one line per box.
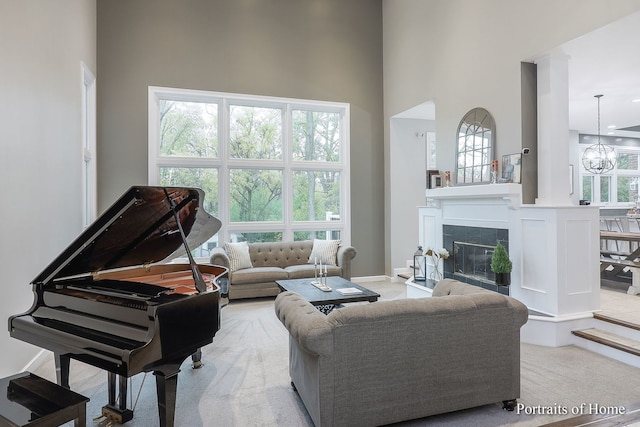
[433, 278, 488, 296]
[210, 247, 231, 270]
[274, 292, 333, 356]
[336, 245, 357, 280]
[433, 278, 529, 328]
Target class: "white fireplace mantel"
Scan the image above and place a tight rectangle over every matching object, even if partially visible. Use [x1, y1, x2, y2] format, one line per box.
[426, 183, 522, 209]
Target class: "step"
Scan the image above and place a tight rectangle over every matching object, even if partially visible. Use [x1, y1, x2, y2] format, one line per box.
[540, 400, 640, 426]
[397, 272, 412, 280]
[571, 328, 640, 357]
[593, 312, 640, 332]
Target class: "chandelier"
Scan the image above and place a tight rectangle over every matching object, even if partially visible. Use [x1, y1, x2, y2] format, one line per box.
[582, 94, 616, 174]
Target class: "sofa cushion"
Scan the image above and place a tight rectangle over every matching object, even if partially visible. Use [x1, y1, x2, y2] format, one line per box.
[231, 266, 289, 285]
[249, 241, 313, 269]
[284, 264, 341, 279]
[308, 239, 340, 265]
[224, 241, 253, 272]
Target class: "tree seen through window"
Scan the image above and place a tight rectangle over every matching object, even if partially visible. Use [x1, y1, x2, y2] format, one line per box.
[150, 88, 350, 248]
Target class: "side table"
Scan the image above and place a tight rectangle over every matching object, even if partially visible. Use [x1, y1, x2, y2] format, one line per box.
[0, 372, 89, 427]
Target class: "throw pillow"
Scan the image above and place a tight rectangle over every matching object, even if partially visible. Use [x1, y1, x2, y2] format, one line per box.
[308, 239, 341, 265]
[224, 241, 253, 272]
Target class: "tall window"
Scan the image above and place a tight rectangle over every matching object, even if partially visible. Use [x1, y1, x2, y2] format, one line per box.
[580, 146, 640, 206]
[148, 87, 350, 256]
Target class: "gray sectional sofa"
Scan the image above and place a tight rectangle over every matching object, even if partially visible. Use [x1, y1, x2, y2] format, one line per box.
[210, 240, 356, 300]
[274, 278, 529, 426]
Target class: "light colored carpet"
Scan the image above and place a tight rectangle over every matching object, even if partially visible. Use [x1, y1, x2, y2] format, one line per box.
[29, 280, 640, 426]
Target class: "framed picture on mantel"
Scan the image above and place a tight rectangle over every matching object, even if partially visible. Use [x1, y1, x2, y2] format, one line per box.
[431, 174, 443, 189]
[502, 154, 522, 184]
[427, 170, 440, 189]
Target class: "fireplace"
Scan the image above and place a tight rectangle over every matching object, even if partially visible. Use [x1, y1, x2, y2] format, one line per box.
[443, 225, 508, 294]
[416, 183, 600, 330]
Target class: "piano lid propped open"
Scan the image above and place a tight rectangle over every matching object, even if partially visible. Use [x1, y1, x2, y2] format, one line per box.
[32, 186, 221, 285]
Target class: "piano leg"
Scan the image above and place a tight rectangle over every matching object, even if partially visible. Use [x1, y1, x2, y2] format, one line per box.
[54, 353, 70, 389]
[191, 348, 203, 368]
[154, 363, 182, 427]
[118, 375, 128, 415]
[102, 373, 133, 424]
[107, 372, 116, 408]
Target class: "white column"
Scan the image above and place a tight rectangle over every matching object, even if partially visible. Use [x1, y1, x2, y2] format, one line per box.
[535, 53, 573, 206]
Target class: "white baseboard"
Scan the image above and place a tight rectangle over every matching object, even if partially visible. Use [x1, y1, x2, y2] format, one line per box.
[351, 275, 390, 283]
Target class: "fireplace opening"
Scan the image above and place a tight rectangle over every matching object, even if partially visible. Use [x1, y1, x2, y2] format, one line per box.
[453, 241, 496, 284]
[442, 224, 509, 293]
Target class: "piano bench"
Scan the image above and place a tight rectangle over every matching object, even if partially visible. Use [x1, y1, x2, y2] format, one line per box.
[0, 372, 89, 427]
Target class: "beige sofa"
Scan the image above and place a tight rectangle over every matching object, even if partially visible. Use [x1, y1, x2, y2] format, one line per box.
[274, 278, 529, 427]
[210, 240, 356, 300]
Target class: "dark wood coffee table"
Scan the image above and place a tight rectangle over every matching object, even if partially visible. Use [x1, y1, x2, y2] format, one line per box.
[276, 277, 380, 312]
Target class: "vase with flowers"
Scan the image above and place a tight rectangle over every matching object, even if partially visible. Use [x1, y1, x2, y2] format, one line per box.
[425, 247, 449, 281]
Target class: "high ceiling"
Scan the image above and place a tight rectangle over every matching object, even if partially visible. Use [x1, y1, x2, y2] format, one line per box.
[397, 11, 640, 140]
[565, 11, 640, 139]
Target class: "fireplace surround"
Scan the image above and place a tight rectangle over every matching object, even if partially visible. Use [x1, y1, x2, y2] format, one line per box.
[410, 183, 602, 350]
[413, 183, 599, 319]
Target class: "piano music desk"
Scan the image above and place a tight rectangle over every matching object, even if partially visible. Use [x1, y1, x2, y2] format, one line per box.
[0, 372, 89, 427]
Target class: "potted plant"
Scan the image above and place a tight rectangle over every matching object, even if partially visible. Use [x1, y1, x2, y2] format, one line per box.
[490, 242, 512, 286]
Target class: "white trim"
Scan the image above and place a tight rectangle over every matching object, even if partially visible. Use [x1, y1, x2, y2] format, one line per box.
[81, 62, 96, 228]
[352, 275, 390, 283]
[147, 88, 160, 185]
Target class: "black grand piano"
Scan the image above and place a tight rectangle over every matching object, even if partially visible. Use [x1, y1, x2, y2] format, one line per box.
[8, 186, 227, 427]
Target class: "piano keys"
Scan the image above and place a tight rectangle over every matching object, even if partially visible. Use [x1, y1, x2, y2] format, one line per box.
[8, 186, 227, 427]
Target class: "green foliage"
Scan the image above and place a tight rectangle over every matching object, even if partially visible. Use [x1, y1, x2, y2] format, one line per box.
[229, 169, 282, 222]
[490, 242, 512, 274]
[229, 105, 282, 159]
[600, 175, 611, 203]
[159, 101, 218, 157]
[159, 99, 342, 242]
[292, 111, 340, 162]
[617, 176, 631, 203]
[294, 231, 327, 240]
[582, 176, 593, 202]
[160, 167, 218, 215]
[236, 232, 283, 243]
[292, 170, 340, 221]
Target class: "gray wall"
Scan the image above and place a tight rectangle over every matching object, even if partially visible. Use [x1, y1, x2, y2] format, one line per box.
[0, 0, 96, 376]
[97, 0, 384, 277]
[521, 62, 538, 205]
